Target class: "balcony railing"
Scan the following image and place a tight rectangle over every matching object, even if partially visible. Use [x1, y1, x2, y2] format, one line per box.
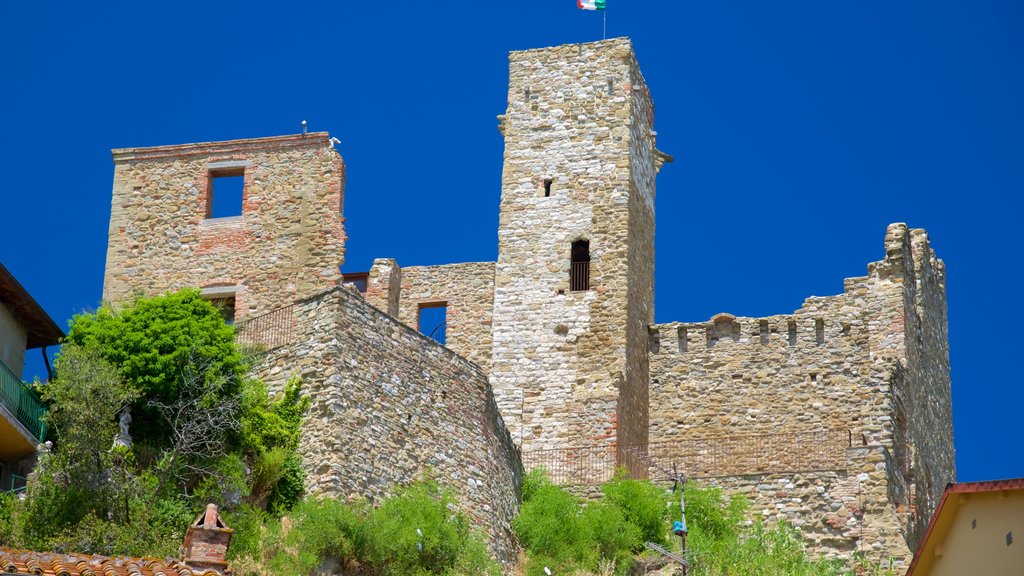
[0, 359, 48, 442]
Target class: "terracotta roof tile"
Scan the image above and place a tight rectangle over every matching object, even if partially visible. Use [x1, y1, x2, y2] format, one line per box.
[0, 550, 201, 576]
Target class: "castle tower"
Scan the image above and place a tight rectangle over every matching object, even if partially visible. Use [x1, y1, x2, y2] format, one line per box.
[103, 134, 345, 320]
[490, 39, 670, 455]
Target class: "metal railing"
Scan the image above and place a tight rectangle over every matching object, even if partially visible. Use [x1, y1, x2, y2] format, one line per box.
[522, 429, 850, 486]
[7, 474, 27, 494]
[236, 304, 296, 350]
[0, 359, 48, 442]
[570, 261, 590, 292]
[428, 321, 447, 345]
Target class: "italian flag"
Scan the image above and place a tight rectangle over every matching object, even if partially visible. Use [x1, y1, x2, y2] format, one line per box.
[578, 0, 606, 10]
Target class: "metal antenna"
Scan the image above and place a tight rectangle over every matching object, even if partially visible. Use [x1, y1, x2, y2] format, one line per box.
[620, 445, 689, 573]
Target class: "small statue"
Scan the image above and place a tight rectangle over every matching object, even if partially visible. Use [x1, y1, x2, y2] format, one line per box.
[113, 406, 132, 448]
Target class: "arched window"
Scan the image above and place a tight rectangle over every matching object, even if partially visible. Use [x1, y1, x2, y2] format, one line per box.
[570, 240, 590, 291]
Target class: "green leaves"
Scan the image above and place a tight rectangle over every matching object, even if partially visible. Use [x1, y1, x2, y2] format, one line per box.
[65, 289, 244, 447]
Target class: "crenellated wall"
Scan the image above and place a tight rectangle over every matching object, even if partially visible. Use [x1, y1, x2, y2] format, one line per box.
[648, 223, 954, 566]
[253, 286, 522, 564]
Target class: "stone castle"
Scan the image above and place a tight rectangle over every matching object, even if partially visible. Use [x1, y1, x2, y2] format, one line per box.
[101, 38, 954, 568]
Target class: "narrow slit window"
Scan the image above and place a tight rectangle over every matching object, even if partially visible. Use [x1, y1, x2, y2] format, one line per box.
[570, 240, 590, 291]
[787, 320, 797, 346]
[207, 168, 244, 218]
[815, 319, 825, 345]
[418, 303, 447, 346]
[759, 320, 770, 344]
[543, 179, 553, 197]
[677, 326, 688, 353]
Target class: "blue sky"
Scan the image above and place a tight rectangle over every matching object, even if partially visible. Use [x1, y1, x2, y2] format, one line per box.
[1, 1, 1021, 481]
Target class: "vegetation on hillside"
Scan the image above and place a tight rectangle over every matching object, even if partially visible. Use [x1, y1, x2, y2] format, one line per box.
[0, 289, 898, 576]
[514, 468, 897, 576]
[0, 290, 307, 554]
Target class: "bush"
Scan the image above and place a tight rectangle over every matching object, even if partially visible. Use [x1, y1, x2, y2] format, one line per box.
[514, 468, 638, 576]
[232, 481, 499, 576]
[65, 289, 243, 446]
[362, 481, 498, 576]
[601, 470, 670, 546]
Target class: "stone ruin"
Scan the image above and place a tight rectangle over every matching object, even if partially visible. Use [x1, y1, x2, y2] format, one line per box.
[101, 37, 953, 569]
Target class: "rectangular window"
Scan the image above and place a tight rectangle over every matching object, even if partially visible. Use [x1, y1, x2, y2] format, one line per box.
[207, 168, 244, 218]
[418, 302, 447, 346]
[543, 179, 553, 197]
[209, 296, 236, 325]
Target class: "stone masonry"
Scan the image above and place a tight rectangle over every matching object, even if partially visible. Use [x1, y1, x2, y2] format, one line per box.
[487, 38, 669, 454]
[104, 133, 345, 318]
[647, 223, 953, 565]
[101, 37, 954, 569]
[253, 286, 522, 564]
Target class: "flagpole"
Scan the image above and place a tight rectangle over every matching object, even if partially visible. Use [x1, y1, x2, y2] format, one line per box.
[603, 9, 606, 39]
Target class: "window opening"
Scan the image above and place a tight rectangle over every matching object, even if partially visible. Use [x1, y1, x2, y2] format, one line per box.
[815, 319, 825, 345]
[677, 326, 688, 353]
[787, 320, 797, 346]
[343, 271, 369, 293]
[418, 303, 447, 346]
[207, 169, 244, 218]
[543, 179, 553, 197]
[570, 240, 590, 292]
[209, 296, 236, 325]
[759, 320, 770, 344]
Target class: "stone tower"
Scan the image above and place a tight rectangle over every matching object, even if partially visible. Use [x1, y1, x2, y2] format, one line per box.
[489, 38, 670, 455]
[103, 133, 345, 320]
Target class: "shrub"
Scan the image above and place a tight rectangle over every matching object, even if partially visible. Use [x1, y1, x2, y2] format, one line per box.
[65, 289, 243, 446]
[362, 481, 498, 576]
[601, 470, 670, 546]
[514, 468, 638, 576]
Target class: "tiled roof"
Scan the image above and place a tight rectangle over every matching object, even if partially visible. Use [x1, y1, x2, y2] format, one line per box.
[0, 505, 233, 576]
[0, 550, 221, 576]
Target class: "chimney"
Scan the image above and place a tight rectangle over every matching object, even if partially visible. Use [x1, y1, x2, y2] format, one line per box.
[181, 504, 233, 574]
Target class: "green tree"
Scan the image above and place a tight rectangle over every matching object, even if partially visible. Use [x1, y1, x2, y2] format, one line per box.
[65, 289, 244, 445]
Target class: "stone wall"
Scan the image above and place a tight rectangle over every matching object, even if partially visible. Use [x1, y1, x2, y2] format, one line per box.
[648, 223, 954, 563]
[396, 262, 496, 373]
[253, 286, 522, 564]
[103, 133, 345, 318]
[489, 38, 668, 452]
[692, 446, 911, 566]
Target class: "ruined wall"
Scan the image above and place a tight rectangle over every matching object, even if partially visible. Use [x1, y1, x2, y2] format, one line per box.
[694, 446, 911, 566]
[899, 228, 955, 547]
[649, 299, 877, 443]
[103, 134, 345, 318]
[649, 223, 954, 563]
[396, 262, 495, 373]
[254, 287, 522, 564]
[490, 38, 665, 452]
